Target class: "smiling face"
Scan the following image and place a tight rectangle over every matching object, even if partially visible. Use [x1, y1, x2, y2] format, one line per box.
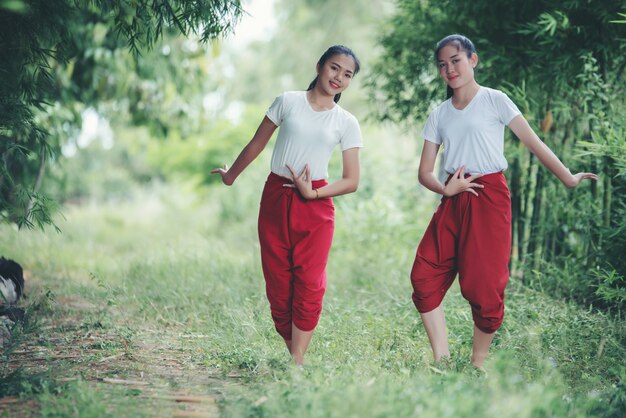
[315, 53, 356, 97]
[437, 44, 478, 90]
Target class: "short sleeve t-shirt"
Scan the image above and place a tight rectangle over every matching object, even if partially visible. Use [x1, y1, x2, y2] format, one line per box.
[266, 91, 363, 180]
[421, 86, 521, 175]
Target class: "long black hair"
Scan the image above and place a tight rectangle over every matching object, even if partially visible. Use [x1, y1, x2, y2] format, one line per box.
[434, 34, 476, 99]
[307, 45, 361, 103]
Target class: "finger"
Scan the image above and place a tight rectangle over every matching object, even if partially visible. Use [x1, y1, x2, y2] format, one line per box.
[469, 183, 485, 188]
[459, 165, 466, 179]
[209, 168, 221, 174]
[286, 164, 297, 178]
[298, 164, 308, 180]
[453, 165, 463, 178]
[283, 184, 295, 188]
[466, 188, 479, 197]
[305, 164, 310, 181]
[466, 173, 483, 182]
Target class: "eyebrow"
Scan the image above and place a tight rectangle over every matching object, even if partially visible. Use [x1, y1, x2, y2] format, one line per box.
[438, 53, 460, 63]
[330, 60, 354, 75]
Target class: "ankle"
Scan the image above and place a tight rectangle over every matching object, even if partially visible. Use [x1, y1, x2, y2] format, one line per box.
[434, 350, 451, 363]
[471, 353, 487, 368]
[292, 354, 304, 366]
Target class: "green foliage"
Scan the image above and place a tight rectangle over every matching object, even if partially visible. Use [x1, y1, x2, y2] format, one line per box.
[1, 159, 623, 416]
[222, 0, 392, 114]
[594, 268, 626, 314]
[37, 379, 148, 418]
[370, 0, 626, 314]
[144, 105, 267, 187]
[0, 0, 242, 228]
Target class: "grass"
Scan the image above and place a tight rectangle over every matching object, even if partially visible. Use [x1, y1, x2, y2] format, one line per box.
[0, 125, 624, 417]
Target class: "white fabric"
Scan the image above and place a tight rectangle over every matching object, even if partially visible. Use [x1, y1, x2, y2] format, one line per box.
[0, 277, 17, 304]
[266, 91, 362, 180]
[421, 86, 521, 175]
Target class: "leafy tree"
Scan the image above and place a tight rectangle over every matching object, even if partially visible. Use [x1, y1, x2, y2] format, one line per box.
[369, 0, 625, 312]
[222, 0, 392, 113]
[0, 0, 242, 228]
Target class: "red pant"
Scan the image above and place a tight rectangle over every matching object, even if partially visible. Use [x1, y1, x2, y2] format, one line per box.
[410, 172, 511, 333]
[258, 172, 334, 340]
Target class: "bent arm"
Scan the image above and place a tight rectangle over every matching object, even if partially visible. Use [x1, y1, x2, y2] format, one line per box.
[315, 148, 360, 199]
[213, 116, 277, 185]
[417, 140, 484, 197]
[418, 140, 445, 194]
[508, 115, 578, 187]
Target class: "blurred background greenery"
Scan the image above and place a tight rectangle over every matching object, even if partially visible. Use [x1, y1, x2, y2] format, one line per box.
[2, 0, 623, 318]
[0, 0, 625, 416]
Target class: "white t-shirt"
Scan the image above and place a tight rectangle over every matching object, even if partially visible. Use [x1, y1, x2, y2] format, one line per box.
[421, 86, 521, 175]
[265, 91, 363, 180]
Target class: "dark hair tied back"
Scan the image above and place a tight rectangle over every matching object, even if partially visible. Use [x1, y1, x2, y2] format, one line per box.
[307, 45, 360, 103]
[435, 34, 476, 99]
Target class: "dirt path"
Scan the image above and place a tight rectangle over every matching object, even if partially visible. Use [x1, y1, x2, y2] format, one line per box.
[1, 290, 236, 417]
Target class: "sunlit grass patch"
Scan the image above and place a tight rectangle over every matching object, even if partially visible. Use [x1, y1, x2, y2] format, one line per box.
[0, 126, 623, 417]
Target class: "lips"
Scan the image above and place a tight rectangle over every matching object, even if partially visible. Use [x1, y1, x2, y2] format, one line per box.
[447, 75, 459, 82]
[329, 81, 341, 89]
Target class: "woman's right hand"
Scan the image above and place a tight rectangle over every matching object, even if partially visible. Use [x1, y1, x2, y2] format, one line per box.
[443, 165, 484, 197]
[210, 164, 234, 186]
[564, 171, 599, 188]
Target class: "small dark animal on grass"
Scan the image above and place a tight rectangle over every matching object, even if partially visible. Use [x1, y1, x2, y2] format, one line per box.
[0, 257, 25, 321]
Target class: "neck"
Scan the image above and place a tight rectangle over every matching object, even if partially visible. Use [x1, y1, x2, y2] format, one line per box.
[452, 81, 480, 103]
[308, 86, 336, 109]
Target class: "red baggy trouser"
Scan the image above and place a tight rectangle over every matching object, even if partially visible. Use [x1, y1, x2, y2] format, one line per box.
[258, 172, 334, 340]
[410, 172, 512, 333]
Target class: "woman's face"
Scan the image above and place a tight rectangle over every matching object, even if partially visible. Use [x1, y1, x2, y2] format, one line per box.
[316, 54, 356, 96]
[437, 44, 477, 90]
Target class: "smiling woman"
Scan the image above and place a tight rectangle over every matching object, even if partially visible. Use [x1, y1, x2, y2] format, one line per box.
[210, 44, 362, 366]
[409, 33, 598, 369]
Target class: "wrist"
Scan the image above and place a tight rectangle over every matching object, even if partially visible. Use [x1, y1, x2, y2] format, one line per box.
[564, 174, 577, 189]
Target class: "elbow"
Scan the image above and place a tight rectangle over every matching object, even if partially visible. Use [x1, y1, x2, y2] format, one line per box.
[417, 171, 427, 187]
[346, 178, 359, 194]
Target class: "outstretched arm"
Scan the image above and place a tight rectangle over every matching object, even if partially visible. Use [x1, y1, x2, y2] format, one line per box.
[508, 115, 598, 188]
[418, 140, 484, 197]
[286, 147, 360, 200]
[210, 116, 278, 185]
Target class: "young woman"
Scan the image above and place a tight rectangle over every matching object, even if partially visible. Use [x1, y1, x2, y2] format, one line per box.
[410, 34, 598, 368]
[211, 45, 362, 366]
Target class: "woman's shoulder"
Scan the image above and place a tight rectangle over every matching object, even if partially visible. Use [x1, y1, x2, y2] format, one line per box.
[477, 86, 515, 107]
[427, 98, 450, 118]
[480, 86, 510, 101]
[334, 104, 360, 126]
[477, 86, 521, 119]
[271, 90, 306, 103]
[269, 91, 308, 115]
[279, 90, 306, 101]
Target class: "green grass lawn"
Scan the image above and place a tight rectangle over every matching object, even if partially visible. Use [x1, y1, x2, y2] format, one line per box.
[1, 128, 624, 417]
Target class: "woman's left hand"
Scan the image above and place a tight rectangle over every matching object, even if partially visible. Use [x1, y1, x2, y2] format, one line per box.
[285, 164, 316, 199]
